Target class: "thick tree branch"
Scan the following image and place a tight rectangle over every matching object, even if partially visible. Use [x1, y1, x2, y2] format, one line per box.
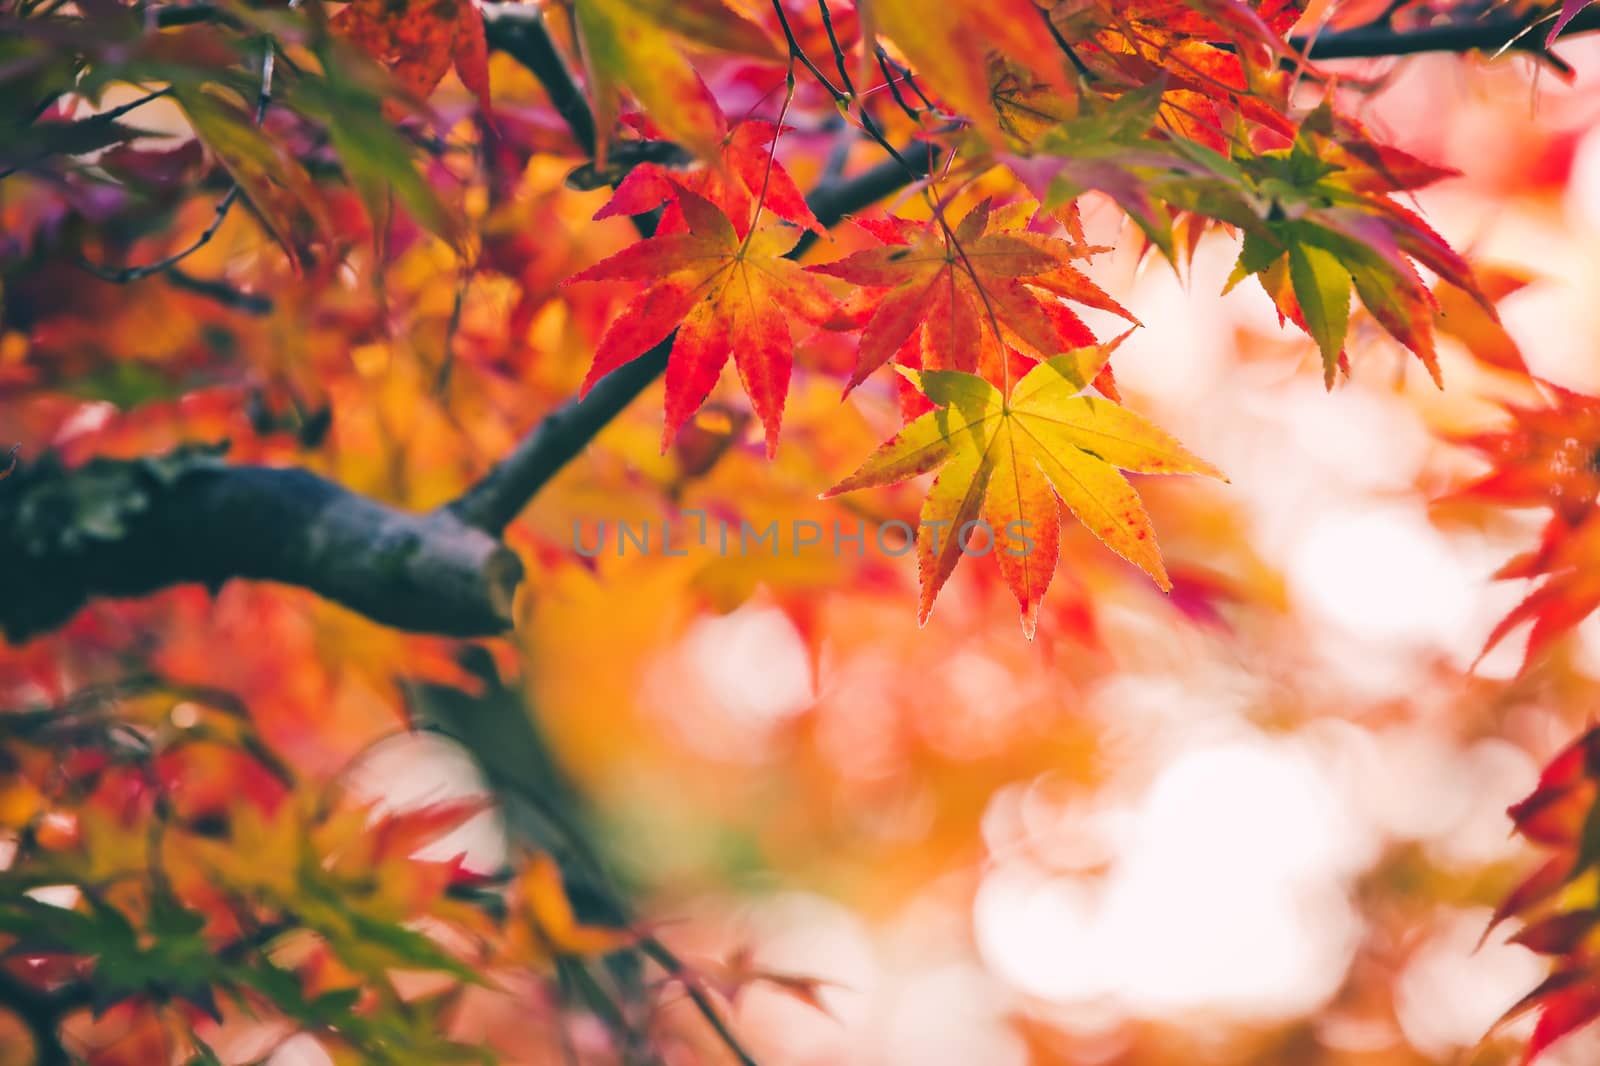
[0, 3, 932, 640]
[0, 452, 521, 642]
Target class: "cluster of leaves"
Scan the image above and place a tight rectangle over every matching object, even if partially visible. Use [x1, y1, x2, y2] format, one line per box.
[558, 0, 1499, 636]
[1491, 726, 1600, 1062]
[0, 669, 645, 1064]
[1450, 387, 1600, 670]
[1444, 379, 1600, 1061]
[3, 0, 1600, 1062]
[1, 0, 469, 280]
[0, 0, 1550, 632]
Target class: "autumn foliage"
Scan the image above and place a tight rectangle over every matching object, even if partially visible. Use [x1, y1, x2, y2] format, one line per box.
[3, 0, 1600, 1064]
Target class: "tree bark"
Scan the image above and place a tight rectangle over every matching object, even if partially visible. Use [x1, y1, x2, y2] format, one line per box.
[0, 452, 521, 641]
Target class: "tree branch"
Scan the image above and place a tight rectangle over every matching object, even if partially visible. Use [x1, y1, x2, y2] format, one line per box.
[0, 2, 933, 642]
[446, 149, 936, 534]
[24, 0, 1580, 632]
[448, 2, 940, 533]
[164, 267, 274, 315]
[1292, 5, 1600, 60]
[0, 451, 521, 642]
[481, 2, 595, 156]
[454, 0, 1600, 536]
[448, 343, 670, 534]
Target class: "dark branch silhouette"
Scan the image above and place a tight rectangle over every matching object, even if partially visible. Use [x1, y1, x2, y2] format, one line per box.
[0, 452, 521, 642]
[1293, 5, 1600, 60]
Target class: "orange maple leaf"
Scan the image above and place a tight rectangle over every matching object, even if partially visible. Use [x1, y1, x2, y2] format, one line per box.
[331, 0, 494, 124]
[809, 199, 1134, 393]
[505, 853, 633, 960]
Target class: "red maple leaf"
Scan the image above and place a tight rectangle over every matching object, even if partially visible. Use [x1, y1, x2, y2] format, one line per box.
[565, 186, 834, 454]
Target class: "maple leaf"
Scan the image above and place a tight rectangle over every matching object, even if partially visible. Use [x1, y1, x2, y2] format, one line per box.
[1047, 0, 1299, 138]
[1006, 84, 1260, 264]
[565, 186, 834, 455]
[573, 0, 783, 164]
[1477, 521, 1600, 672]
[1446, 386, 1600, 670]
[187, 789, 304, 899]
[1433, 264, 1534, 374]
[866, 0, 1071, 144]
[368, 795, 491, 864]
[809, 199, 1134, 392]
[823, 344, 1224, 635]
[594, 120, 824, 237]
[1495, 968, 1600, 1066]
[1222, 101, 1486, 387]
[317, 796, 494, 924]
[505, 853, 633, 960]
[331, 0, 494, 123]
[1507, 727, 1600, 855]
[172, 88, 331, 268]
[1548, 0, 1598, 44]
[1450, 387, 1600, 522]
[1491, 725, 1600, 1063]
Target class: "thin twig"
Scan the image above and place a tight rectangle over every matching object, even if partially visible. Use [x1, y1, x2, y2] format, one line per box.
[0, 87, 174, 180]
[435, 268, 470, 393]
[769, 0, 848, 103]
[640, 940, 760, 1066]
[82, 85, 174, 122]
[164, 267, 274, 314]
[874, 48, 922, 124]
[877, 49, 937, 114]
[816, 0, 856, 95]
[1045, 15, 1095, 80]
[767, 0, 914, 172]
[78, 15, 282, 283]
[78, 186, 243, 283]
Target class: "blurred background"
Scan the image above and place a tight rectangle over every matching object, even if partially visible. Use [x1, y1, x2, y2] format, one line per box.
[476, 31, 1600, 1066]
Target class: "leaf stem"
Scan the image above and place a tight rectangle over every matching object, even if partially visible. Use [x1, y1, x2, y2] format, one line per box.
[740, 70, 798, 248]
